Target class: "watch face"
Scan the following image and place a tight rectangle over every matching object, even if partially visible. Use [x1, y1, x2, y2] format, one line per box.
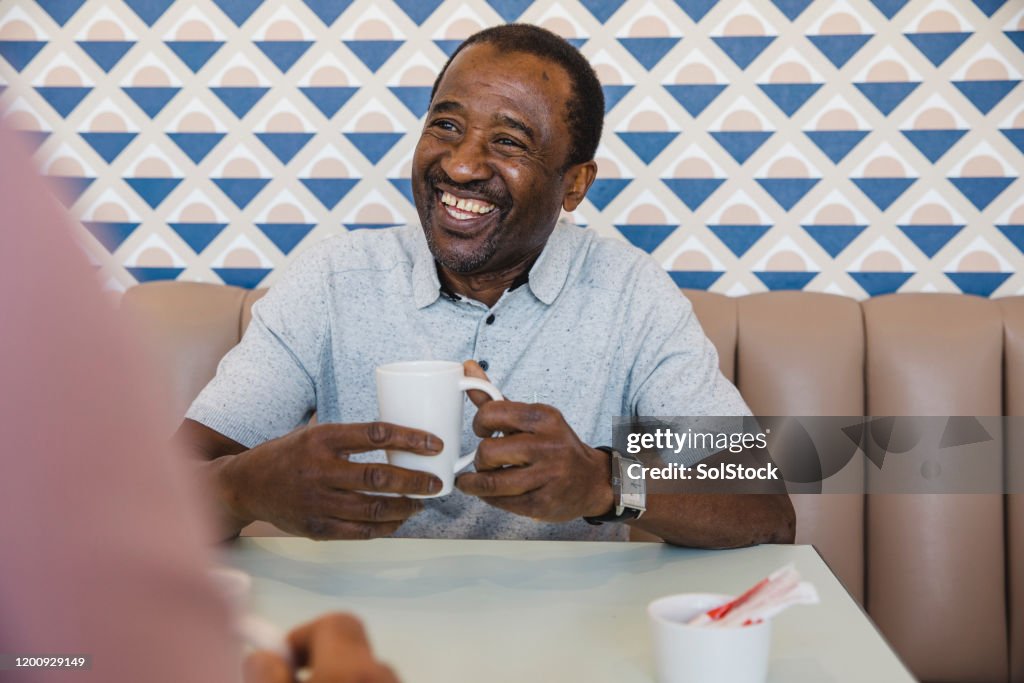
[614, 453, 646, 511]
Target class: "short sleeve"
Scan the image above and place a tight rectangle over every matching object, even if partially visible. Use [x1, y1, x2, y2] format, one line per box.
[185, 246, 329, 448]
[625, 259, 750, 419]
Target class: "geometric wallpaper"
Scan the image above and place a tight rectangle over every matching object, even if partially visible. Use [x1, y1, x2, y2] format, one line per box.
[1, 0, 1022, 298]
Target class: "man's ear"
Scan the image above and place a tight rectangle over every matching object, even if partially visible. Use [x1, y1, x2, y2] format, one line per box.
[562, 160, 598, 212]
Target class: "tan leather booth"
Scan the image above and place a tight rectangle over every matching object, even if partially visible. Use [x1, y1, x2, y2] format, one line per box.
[122, 282, 1024, 683]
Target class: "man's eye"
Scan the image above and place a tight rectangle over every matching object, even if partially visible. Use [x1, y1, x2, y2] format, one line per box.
[433, 120, 457, 132]
[496, 137, 523, 148]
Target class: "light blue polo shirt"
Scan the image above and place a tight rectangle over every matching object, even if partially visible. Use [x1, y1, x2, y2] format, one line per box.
[186, 222, 750, 541]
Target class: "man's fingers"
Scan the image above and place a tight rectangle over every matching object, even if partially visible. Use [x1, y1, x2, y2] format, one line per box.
[312, 422, 443, 456]
[243, 651, 292, 683]
[472, 401, 556, 437]
[322, 490, 425, 522]
[463, 360, 494, 407]
[300, 517, 405, 541]
[331, 462, 442, 496]
[474, 434, 539, 470]
[456, 466, 543, 498]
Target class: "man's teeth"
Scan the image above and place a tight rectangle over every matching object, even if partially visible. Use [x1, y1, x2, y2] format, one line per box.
[440, 191, 496, 216]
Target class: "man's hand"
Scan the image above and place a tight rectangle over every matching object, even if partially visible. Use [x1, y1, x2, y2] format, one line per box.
[244, 613, 399, 683]
[455, 361, 613, 522]
[208, 421, 444, 540]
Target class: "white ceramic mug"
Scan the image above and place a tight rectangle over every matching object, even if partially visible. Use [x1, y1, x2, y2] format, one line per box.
[376, 360, 503, 497]
[648, 593, 772, 683]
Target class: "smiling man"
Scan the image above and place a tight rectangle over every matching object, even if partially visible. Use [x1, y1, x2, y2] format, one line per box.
[176, 24, 795, 548]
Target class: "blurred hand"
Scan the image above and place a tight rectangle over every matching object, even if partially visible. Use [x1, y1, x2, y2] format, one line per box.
[455, 361, 613, 522]
[244, 613, 399, 683]
[221, 422, 444, 539]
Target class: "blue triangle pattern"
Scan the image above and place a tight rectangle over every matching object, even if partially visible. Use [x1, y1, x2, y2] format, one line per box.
[805, 130, 867, 163]
[213, 267, 272, 288]
[849, 271, 913, 295]
[124, 0, 174, 26]
[997, 225, 1024, 253]
[345, 132, 404, 164]
[852, 177, 915, 210]
[664, 84, 725, 117]
[949, 176, 1015, 210]
[567, 38, 588, 50]
[127, 267, 184, 282]
[0, 41, 46, 71]
[83, 221, 139, 252]
[37, 0, 86, 25]
[388, 178, 414, 205]
[1006, 31, 1024, 53]
[897, 224, 963, 257]
[756, 178, 819, 210]
[708, 224, 771, 257]
[617, 131, 679, 164]
[393, 0, 442, 24]
[946, 271, 1010, 296]
[772, 0, 812, 21]
[167, 132, 225, 163]
[672, 0, 716, 22]
[1002, 128, 1024, 155]
[663, 178, 723, 210]
[807, 34, 872, 68]
[165, 41, 223, 72]
[801, 224, 866, 257]
[755, 271, 818, 290]
[614, 224, 677, 253]
[345, 40, 403, 72]
[211, 87, 269, 118]
[582, 0, 627, 22]
[618, 37, 680, 70]
[123, 86, 179, 118]
[35, 86, 91, 117]
[48, 176, 94, 207]
[126, 177, 181, 208]
[602, 84, 633, 113]
[255, 40, 311, 72]
[302, 0, 353, 26]
[953, 80, 1020, 114]
[169, 222, 226, 252]
[711, 131, 772, 164]
[433, 40, 461, 58]
[855, 81, 919, 115]
[971, 0, 1006, 17]
[301, 178, 359, 209]
[256, 223, 316, 254]
[870, 0, 909, 19]
[901, 129, 966, 163]
[77, 40, 134, 71]
[300, 86, 357, 118]
[212, 0, 264, 26]
[213, 177, 270, 208]
[485, 0, 532, 22]
[759, 83, 822, 116]
[712, 36, 775, 69]
[80, 132, 137, 162]
[905, 32, 970, 66]
[587, 178, 632, 210]
[389, 86, 432, 118]
[256, 132, 314, 164]
[668, 271, 723, 289]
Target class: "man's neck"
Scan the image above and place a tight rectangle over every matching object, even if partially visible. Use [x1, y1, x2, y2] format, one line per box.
[439, 249, 542, 308]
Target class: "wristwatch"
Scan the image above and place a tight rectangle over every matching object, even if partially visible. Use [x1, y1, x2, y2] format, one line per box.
[584, 446, 646, 525]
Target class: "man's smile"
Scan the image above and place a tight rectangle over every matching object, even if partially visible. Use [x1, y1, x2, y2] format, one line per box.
[432, 187, 503, 236]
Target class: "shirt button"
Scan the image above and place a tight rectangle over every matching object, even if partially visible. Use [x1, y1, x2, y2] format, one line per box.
[479, 360, 489, 371]
[486, 314, 495, 325]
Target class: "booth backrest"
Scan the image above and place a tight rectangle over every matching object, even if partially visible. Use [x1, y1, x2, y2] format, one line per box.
[121, 282, 1024, 683]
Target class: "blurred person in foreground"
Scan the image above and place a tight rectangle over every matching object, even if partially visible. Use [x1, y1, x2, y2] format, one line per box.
[0, 122, 397, 683]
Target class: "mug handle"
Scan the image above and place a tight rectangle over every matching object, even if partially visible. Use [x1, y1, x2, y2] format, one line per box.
[453, 377, 504, 472]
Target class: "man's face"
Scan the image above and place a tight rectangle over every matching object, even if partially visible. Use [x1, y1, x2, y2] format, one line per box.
[412, 43, 588, 275]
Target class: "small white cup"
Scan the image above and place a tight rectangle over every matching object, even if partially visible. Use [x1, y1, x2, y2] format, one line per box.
[648, 593, 772, 683]
[376, 360, 503, 497]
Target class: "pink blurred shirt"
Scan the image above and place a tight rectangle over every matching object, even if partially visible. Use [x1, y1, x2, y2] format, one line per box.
[0, 123, 240, 682]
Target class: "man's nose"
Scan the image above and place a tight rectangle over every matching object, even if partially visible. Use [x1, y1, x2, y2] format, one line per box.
[441, 134, 492, 184]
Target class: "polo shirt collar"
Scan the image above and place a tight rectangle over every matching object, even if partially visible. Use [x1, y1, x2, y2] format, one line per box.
[410, 221, 577, 309]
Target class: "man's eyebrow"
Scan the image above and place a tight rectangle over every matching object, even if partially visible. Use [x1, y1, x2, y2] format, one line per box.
[494, 114, 535, 143]
[429, 100, 464, 115]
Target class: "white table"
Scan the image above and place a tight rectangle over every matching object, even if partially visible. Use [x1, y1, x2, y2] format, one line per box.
[227, 538, 916, 682]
